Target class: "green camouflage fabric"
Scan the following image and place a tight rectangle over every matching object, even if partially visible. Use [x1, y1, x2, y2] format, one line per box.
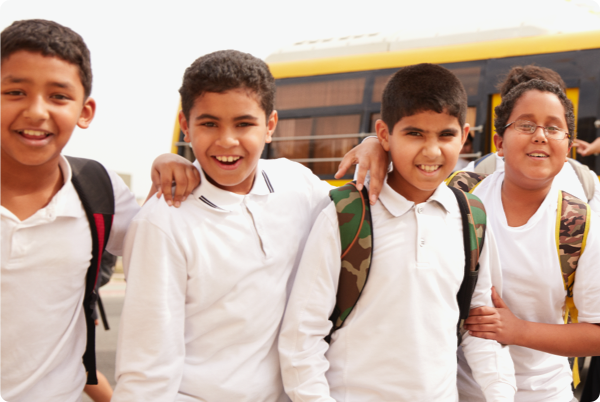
[445, 171, 489, 193]
[463, 192, 486, 271]
[329, 181, 372, 333]
[558, 191, 590, 299]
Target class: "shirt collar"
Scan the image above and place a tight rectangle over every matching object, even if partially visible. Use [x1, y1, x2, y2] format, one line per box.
[378, 177, 458, 217]
[191, 159, 274, 212]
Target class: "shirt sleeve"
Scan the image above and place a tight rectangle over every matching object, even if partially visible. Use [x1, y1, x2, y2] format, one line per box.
[279, 203, 340, 402]
[112, 204, 187, 401]
[461, 225, 517, 402]
[105, 169, 140, 256]
[573, 212, 600, 323]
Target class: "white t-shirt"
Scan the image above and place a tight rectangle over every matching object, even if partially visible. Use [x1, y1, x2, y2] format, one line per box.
[457, 171, 600, 402]
[279, 180, 516, 402]
[112, 159, 332, 402]
[464, 153, 600, 215]
[1, 155, 139, 402]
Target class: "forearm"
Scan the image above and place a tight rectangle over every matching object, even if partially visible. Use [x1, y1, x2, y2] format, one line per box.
[516, 321, 600, 357]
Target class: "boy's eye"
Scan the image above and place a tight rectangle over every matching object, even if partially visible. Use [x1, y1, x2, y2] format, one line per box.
[200, 122, 217, 127]
[237, 122, 255, 127]
[546, 126, 561, 134]
[440, 132, 457, 137]
[3, 90, 25, 96]
[516, 121, 536, 132]
[51, 94, 71, 101]
[406, 131, 422, 136]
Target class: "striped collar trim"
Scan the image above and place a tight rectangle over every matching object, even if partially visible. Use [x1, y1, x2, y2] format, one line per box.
[192, 160, 274, 211]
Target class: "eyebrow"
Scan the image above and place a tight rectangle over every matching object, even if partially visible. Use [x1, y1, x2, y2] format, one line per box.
[401, 125, 459, 134]
[194, 114, 259, 122]
[1, 76, 76, 91]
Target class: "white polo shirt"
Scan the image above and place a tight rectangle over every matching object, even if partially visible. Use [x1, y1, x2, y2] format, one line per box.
[279, 180, 516, 402]
[1, 155, 139, 402]
[457, 171, 600, 402]
[112, 158, 332, 402]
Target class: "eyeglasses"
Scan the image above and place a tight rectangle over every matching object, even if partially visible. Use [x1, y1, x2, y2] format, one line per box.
[504, 119, 570, 140]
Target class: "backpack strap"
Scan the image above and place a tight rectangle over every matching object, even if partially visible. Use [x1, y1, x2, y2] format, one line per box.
[66, 156, 115, 385]
[473, 153, 497, 175]
[445, 171, 488, 193]
[449, 187, 487, 345]
[556, 190, 591, 389]
[327, 181, 373, 340]
[566, 158, 596, 202]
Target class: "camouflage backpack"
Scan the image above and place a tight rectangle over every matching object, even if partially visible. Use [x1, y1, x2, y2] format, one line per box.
[446, 170, 591, 387]
[327, 181, 486, 344]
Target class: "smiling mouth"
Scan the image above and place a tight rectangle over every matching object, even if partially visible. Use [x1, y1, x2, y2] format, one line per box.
[16, 129, 52, 138]
[527, 153, 548, 158]
[417, 164, 441, 172]
[214, 156, 241, 165]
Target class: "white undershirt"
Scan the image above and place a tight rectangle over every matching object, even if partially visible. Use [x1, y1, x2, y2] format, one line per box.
[112, 159, 332, 402]
[1, 155, 139, 402]
[279, 180, 516, 402]
[458, 171, 600, 402]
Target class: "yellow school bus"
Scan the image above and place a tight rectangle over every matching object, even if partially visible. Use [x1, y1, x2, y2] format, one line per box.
[172, 28, 600, 182]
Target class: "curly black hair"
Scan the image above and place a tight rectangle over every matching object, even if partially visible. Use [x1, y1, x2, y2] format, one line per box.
[179, 50, 276, 121]
[498, 65, 566, 98]
[1, 19, 93, 98]
[381, 63, 467, 131]
[494, 79, 575, 144]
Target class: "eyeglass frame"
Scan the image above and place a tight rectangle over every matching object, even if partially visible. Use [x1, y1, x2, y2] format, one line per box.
[503, 119, 571, 141]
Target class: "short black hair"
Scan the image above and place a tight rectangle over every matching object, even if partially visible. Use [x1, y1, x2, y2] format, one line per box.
[1, 19, 93, 98]
[381, 63, 467, 130]
[179, 50, 276, 121]
[498, 65, 566, 98]
[494, 79, 575, 144]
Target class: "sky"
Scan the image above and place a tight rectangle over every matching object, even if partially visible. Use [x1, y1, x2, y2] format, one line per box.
[2, 0, 600, 198]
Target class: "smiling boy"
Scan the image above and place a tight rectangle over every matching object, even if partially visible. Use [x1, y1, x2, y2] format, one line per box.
[0, 20, 142, 402]
[112, 50, 342, 401]
[278, 64, 516, 401]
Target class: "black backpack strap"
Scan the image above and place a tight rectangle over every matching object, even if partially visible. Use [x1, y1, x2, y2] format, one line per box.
[66, 156, 115, 385]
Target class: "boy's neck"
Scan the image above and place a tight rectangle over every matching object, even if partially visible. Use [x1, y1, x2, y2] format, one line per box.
[500, 169, 553, 227]
[1, 154, 65, 220]
[386, 171, 436, 205]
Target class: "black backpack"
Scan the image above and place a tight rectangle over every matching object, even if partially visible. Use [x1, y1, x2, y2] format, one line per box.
[66, 156, 115, 385]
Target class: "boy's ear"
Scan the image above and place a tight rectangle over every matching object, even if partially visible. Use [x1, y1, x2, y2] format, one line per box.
[461, 124, 470, 145]
[566, 143, 572, 162]
[265, 110, 278, 144]
[76, 97, 96, 129]
[375, 119, 391, 152]
[494, 134, 504, 157]
[179, 110, 191, 143]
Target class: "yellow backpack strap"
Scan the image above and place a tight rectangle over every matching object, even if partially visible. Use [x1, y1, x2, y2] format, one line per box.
[555, 190, 591, 388]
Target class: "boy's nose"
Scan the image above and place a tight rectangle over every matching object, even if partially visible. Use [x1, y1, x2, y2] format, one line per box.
[216, 130, 239, 148]
[23, 96, 49, 121]
[422, 141, 442, 158]
[531, 126, 548, 143]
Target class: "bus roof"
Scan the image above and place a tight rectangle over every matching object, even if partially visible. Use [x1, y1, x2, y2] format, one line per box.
[267, 29, 600, 79]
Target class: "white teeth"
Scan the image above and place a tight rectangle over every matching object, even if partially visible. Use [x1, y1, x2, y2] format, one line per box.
[216, 156, 240, 162]
[528, 153, 548, 157]
[21, 129, 48, 136]
[418, 165, 440, 172]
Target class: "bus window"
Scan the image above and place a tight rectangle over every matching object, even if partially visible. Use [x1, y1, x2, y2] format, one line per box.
[275, 78, 366, 110]
[372, 75, 392, 103]
[268, 114, 362, 176]
[447, 66, 481, 97]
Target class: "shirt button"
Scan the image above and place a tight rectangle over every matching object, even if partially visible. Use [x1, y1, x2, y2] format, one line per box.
[417, 206, 423, 214]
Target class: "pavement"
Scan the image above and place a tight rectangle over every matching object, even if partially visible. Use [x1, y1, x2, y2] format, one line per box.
[82, 273, 125, 402]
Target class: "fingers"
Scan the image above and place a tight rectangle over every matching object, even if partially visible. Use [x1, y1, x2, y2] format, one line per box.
[367, 160, 386, 205]
[491, 286, 508, 309]
[467, 306, 497, 317]
[354, 164, 368, 192]
[336, 151, 357, 179]
[171, 168, 190, 208]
